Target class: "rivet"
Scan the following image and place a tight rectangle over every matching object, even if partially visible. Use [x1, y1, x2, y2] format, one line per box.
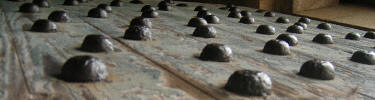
[187, 17, 208, 27]
[226, 3, 234, 8]
[141, 10, 159, 18]
[240, 10, 251, 17]
[48, 10, 70, 22]
[294, 22, 307, 30]
[317, 23, 332, 30]
[176, 3, 188, 7]
[158, 1, 171, 11]
[199, 43, 232, 62]
[32, 0, 49, 8]
[197, 10, 211, 18]
[286, 25, 303, 34]
[298, 60, 335, 80]
[225, 70, 272, 96]
[130, 0, 144, 4]
[97, 4, 112, 13]
[130, 16, 152, 28]
[351, 50, 375, 65]
[312, 33, 334, 44]
[228, 10, 242, 18]
[123, 26, 152, 40]
[19, 3, 39, 13]
[239, 16, 255, 24]
[276, 34, 298, 46]
[298, 17, 311, 24]
[141, 5, 156, 12]
[276, 17, 289, 24]
[194, 6, 207, 12]
[110, 0, 123, 7]
[88, 8, 108, 18]
[364, 31, 375, 39]
[345, 32, 360, 40]
[60, 55, 108, 82]
[264, 11, 275, 17]
[256, 25, 275, 35]
[204, 15, 220, 24]
[31, 19, 57, 33]
[228, 7, 240, 12]
[193, 25, 216, 38]
[63, 0, 79, 6]
[80, 34, 114, 52]
[263, 39, 290, 55]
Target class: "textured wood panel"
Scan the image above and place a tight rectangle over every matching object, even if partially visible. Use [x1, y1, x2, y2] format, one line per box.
[0, 0, 374, 100]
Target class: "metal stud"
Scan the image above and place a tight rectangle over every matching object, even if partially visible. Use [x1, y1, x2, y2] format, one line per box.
[48, 10, 70, 22]
[31, 19, 57, 33]
[263, 39, 290, 55]
[193, 25, 217, 38]
[123, 26, 152, 40]
[312, 33, 334, 44]
[199, 43, 232, 62]
[80, 34, 114, 53]
[19, 3, 39, 13]
[351, 50, 375, 65]
[225, 70, 272, 96]
[60, 55, 108, 82]
[256, 25, 275, 35]
[298, 60, 335, 80]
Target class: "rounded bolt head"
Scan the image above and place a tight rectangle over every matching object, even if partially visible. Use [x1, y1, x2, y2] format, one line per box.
[48, 10, 70, 22]
[158, 1, 171, 11]
[364, 31, 375, 39]
[130, 16, 152, 28]
[204, 15, 220, 24]
[312, 33, 334, 44]
[351, 50, 375, 65]
[124, 26, 152, 40]
[32, 0, 49, 8]
[80, 34, 114, 53]
[228, 11, 242, 18]
[141, 10, 159, 18]
[88, 8, 108, 18]
[63, 0, 79, 6]
[239, 16, 255, 24]
[199, 43, 232, 62]
[197, 10, 212, 18]
[298, 17, 311, 24]
[61, 55, 108, 82]
[194, 6, 207, 12]
[141, 5, 156, 12]
[225, 70, 272, 96]
[240, 10, 251, 17]
[276, 34, 298, 46]
[298, 60, 335, 80]
[264, 12, 275, 17]
[31, 19, 57, 33]
[345, 32, 361, 40]
[317, 23, 332, 30]
[294, 22, 307, 30]
[130, 0, 144, 4]
[276, 17, 290, 24]
[228, 7, 240, 12]
[176, 3, 188, 7]
[110, 0, 123, 7]
[19, 3, 39, 13]
[193, 25, 217, 38]
[256, 25, 275, 35]
[226, 3, 234, 8]
[97, 4, 112, 13]
[187, 17, 208, 27]
[286, 25, 303, 34]
[263, 39, 291, 55]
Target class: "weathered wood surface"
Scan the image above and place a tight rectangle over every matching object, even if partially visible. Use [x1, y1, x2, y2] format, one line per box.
[0, 0, 375, 100]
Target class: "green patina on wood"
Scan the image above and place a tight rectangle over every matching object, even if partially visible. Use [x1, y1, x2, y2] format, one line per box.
[0, 0, 374, 100]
